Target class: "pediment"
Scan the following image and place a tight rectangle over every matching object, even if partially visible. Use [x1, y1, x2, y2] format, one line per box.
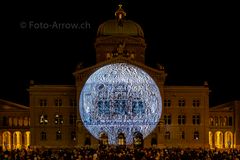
[210, 101, 235, 111]
[0, 99, 29, 111]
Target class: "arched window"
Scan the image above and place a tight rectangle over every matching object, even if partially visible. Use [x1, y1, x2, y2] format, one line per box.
[99, 132, 108, 145]
[117, 133, 126, 145]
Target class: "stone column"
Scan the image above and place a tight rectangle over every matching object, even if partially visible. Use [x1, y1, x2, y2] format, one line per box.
[212, 132, 215, 149]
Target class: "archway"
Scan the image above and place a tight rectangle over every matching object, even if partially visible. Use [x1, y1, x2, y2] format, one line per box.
[224, 131, 233, 148]
[2, 131, 11, 151]
[133, 132, 144, 148]
[84, 135, 91, 146]
[117, 132, 126, 146]
[24, 131, 30, 149]
[209, 131, 213, 149]
[214, 131, 223, 149]
[99, 132, 108, 145]
[13, 131, 22, 150]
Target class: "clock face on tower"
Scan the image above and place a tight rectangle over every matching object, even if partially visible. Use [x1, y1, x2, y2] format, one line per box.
[80, 63, 162, 144]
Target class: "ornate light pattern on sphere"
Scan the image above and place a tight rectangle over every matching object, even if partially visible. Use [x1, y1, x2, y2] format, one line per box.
[80, 63, 162, 144]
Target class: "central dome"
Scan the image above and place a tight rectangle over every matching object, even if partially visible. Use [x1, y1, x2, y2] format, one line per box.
[97, 19, 144, 37]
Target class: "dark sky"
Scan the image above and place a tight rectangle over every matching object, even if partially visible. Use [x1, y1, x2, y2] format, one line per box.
[1, 1, 239, 107]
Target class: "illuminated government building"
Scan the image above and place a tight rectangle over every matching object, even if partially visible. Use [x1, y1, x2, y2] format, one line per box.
[0, 5, 240, 150]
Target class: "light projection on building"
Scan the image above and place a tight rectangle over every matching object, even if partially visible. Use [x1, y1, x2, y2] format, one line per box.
[80, 63, 162, 144]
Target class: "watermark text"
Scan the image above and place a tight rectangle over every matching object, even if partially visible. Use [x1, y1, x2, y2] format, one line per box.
[20, 21, 91, 30]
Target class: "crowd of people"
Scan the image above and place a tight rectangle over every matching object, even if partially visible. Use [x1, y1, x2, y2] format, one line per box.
[1, 145, 240, 160]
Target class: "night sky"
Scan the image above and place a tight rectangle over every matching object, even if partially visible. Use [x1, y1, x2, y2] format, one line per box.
[1, 1, 239, 107]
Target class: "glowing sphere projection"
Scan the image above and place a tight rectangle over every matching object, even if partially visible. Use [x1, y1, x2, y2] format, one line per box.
[80, 63, 162, 144]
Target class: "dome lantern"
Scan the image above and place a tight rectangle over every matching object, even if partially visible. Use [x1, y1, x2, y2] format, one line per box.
[115, 4, 126, 25]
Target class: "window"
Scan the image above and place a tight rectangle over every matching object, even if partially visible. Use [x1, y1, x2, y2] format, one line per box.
[228, 116, 233, 126]
[219, 116, 223, 126]
[178, 99, 185, 107]
[181, 131, 185, 140]
[40, 115, 48, 124]
[40, 99, 47, 106]
[69, 114, 77, 125]
[192, 115, 200, 125]
[41, 132, 47, 141]
[193, 99, 200, 107]
[164, 99, 171, 107]
[55, 98, 62, 106]
[165, 131, 170, 140]
[71, 131, 76, 141]
[164, 115, 171, 125]
[55, 115, 63, 124]
[223, 116, 228, 126]
[3, 116, 8, 126]
[70, 99, 76, 106]
[214, 117, 218, 126]
[178, 115, 186, 125]
[209, 117, 214, 126]
[56, 130, 62, 140]
[85, 137, 91, 145]
[194, 131, 199, 140]
[151, 137, 157, 146]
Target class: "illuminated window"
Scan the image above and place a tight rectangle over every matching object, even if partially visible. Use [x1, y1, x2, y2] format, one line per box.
[71, 131, 76, 141]
[39, 115, 48, 124]
[223, 116, 227, 126]
[209, 117, 214, 126]
[41, 132, 47, 141]
[178, 99, 185, 107]
[193, 99, 200, 107]
[192, 115, 200, 125]
[55, 115, 63, 124]
[117, 133, 126, 145]
[23, 117, 29, 126]
[164, 115, 171, 125]
[178, 115, 186, 125]
[194, 131, 199, 140]
[165, 131, 170, 140]
[214, 117, 218, 126]
[18, 118, 23, 126]
[8, 117, 12, 126]
[164, 99, 171, 107]
[56, 130, 62, 140]
[13, 117, 18, 126]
